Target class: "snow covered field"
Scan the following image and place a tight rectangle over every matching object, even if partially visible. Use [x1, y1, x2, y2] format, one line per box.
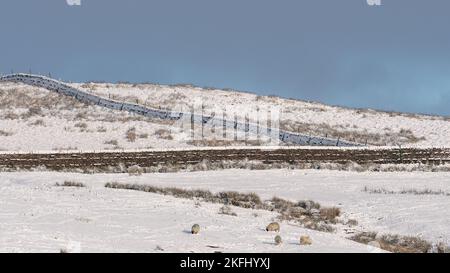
[1, 169, 449, 252]
[0, 171, 378, 253]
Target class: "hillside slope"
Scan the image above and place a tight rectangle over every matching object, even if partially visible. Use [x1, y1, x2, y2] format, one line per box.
[75, 82, 450, 147]
[1, 78, 449, 152]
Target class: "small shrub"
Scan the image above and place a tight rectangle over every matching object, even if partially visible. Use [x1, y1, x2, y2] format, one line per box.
[55, 181, 85, 188]
[0, 130, 13, 136]
[29, 119, 45, 126]
[154, 129, 173, 140]
[319, 207, 341, 222]
[218, 205, 237, 216]
[127, 165, 143, 176]
[74, 122, 88, 129]
[104, 139, 119, 146]
[126, 127, 137, 142]
[300, 236, 312, 245]
[97, 126, 107, 132]
[351, 232, 432, 253]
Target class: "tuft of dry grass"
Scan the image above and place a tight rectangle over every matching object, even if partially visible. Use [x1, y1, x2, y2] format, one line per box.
[363, 186, 450, 196]
[154, 129, 173, 140]
[127, 165, 143, 176]
[319, 207, 341, 222]
[55, 181, 86, 188]
[29, 119, 45, 126]
[218, 205, 237, 216]
[126, 127, 137, 142]
[0, 130, 13, 136]
[104, 139, 119, 146]
[74, 122, 88, 130]
[350, 232, 433, 253]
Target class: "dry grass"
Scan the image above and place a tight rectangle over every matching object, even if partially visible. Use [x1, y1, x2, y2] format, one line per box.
[319, 207, 341, 222]
[127, 165, 143, 176]
[139, 133, 149, 139]
[0, 130, 13, 136]
[104, 139, 119, 146]
[97, 126, 107, 132]
[154, 129, 173, 140]
[74, 122, 88, 129]
[280, 120, 426, 146]
[29, 119, 45, 126]
[126, 127, 137, 142]
[105, 182, 261, 209]
[55, 181, 86, 188]
[218, 205, 237, 216]
[350, 232, 434, 253]
[362, 186, 450, 196]
[187, 139, 267, 147]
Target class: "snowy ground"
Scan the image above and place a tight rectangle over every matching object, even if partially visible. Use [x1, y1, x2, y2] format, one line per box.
[0, 171, 378, 253]
[2, 169, 449, 252]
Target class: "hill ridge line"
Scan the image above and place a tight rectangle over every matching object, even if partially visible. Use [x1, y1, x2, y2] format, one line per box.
[0, 73, 360, 147]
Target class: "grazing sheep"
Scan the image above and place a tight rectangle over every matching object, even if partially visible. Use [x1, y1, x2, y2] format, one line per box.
[274, 235, 282, 245]
[300, 235, 312, 245]
[191, 224, 200, 234]
[266, 222, 280, 232]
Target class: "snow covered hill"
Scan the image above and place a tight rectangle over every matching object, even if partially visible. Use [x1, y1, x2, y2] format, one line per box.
[74, 82, 450, 147]
[0, 75, 450, 152]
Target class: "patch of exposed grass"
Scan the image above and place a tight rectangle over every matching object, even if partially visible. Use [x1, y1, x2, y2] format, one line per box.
[126, 127, 137, 142]
[0, 130, 13, 136]
[362, 186, 450, 196]
[350, 232, 435, 253]
[55, 181, 86, 188]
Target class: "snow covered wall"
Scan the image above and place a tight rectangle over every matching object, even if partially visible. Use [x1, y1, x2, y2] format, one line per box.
[0, 73, 360, 146]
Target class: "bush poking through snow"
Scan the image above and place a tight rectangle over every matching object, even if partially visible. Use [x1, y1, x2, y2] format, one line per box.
[126, 127, 137, 142]
[274, 235, 282, 245]
[104, 139, 118, 146]
[127, 165, 143, 176]
[434, 242, 450, 253]
[55, 181, 85, 188]
[191, 224, 200, 234]
[154, 129, 173, 140]
[346, 219, 359, 226]
[0, 130, 13, 136]
[104, 182, 263, 209]
[350, 232, 433, 253]
[219, 205, 237, 216]
[266, 222, 280, 232]
[300, 236, 312, 246]
[319, 207, 341, 222]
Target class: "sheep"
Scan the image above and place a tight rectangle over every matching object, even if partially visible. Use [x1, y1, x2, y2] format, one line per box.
[274, 235, 282, 245]
[300, 235, 312, 245]
[191, 224, 200, 234]
[266, 222, 280, 232]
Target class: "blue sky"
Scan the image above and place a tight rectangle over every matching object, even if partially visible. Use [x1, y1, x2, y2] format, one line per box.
[1, 0, 450, 116]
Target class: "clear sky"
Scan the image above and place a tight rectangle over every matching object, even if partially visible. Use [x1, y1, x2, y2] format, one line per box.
[1, 0, 449, 116]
